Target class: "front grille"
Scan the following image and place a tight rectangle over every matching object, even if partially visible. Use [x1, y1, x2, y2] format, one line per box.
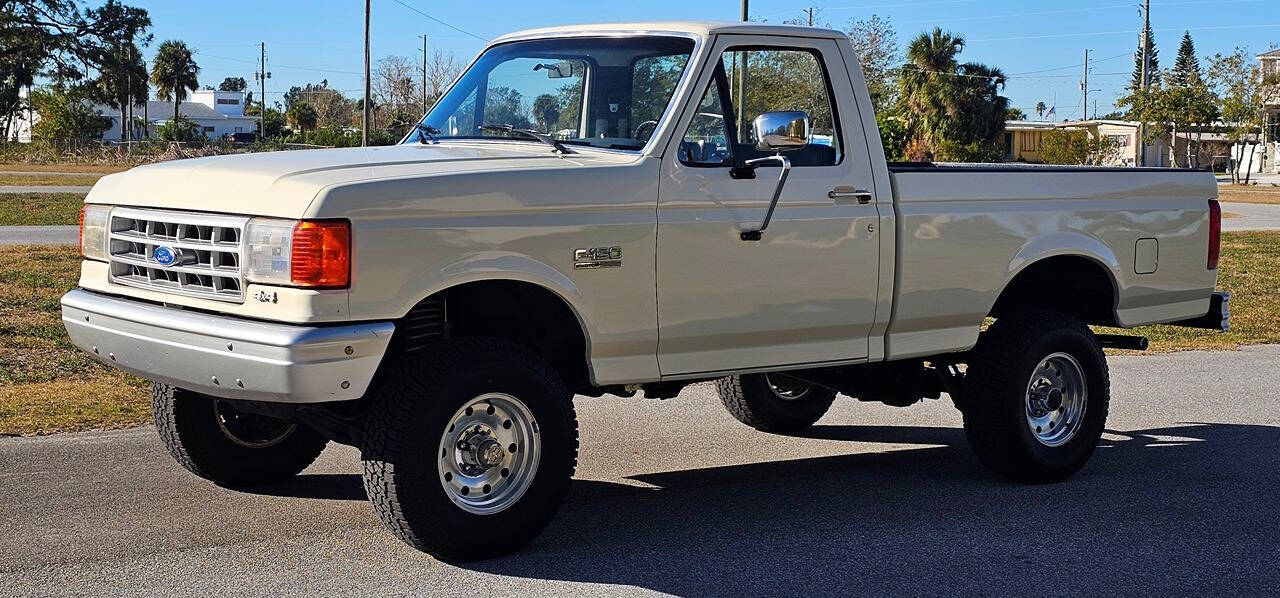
[107, 207, 250, 303]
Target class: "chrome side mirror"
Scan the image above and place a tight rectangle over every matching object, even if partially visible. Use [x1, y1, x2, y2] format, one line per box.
[740, 111, 809, 241]
[752, 111, 810, 152]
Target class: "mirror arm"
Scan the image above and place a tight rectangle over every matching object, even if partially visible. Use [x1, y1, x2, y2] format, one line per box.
[739, 153, 791, 241]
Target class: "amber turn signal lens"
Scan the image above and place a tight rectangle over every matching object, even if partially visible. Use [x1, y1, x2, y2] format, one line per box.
[290, 220, 351, 288]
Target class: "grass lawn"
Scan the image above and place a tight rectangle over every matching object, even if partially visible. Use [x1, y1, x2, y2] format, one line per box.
[0, 163, 126, 175]
[0, 245, 147, 436]
[1218, 185, 1280, 205]
[0, 193, 85, 226]
[0, 173, 102, 186]
[0, 232, 1276, 436]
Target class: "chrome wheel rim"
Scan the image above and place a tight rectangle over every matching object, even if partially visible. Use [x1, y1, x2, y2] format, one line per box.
[214, 400, 296, 449]
[437, 393, 541, 515]
[1025, 352, 1087, 447]
[765, 373, 813, 401]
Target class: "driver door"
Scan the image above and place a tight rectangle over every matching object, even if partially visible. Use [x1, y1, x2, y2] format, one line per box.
[655, 36, 881, 376]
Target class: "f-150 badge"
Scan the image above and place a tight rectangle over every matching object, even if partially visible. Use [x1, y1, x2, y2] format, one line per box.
[574, 246, 622, 270]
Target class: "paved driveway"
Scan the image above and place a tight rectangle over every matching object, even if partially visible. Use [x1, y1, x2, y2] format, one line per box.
[2, 345, 1279, 596]
[0, 226, 78, 246]
[0, 185, 93, 194]
[1222, 201, 1280, 231]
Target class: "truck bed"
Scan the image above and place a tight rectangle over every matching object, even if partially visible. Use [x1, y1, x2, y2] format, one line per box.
[881, 165, 1220, 360]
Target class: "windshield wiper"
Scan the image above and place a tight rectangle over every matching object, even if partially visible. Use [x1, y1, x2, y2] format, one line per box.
[478, 124, 573, 154]
[414, 123, 440, 144]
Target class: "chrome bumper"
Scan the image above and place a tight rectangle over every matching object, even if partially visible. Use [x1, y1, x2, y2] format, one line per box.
[60, 289, 394, 403]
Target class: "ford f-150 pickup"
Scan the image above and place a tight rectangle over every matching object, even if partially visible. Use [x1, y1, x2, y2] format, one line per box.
[61, 21, 1228, 560]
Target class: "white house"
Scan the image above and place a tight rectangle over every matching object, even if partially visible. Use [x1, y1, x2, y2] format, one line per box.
[99, 90, 258, 141]
[13, 89, 258, 142]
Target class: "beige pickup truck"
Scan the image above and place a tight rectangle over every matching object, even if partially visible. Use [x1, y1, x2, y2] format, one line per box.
[62, 21, 1227, 560]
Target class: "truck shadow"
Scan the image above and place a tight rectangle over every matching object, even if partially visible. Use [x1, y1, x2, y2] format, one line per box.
[253, 422, 1280, 595]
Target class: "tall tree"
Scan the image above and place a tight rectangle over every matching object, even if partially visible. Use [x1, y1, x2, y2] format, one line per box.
[150, 40, 199, 122]
[898, 28, 1009, 161]
[2, 0, 151, 141]
[1130, 28, 1161, 90]
[218, 76, 247, 92]
[285, 101, 318, 142]
[1035, 101, 1047, 119]
[846, 14, 900, 113]
[1207, 48, 1280, 184]
[1170, 31, 1202, 87]
[94, 43, 148, 140]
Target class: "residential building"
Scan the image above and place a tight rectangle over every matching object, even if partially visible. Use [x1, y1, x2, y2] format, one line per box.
[99, 90, 257, 141]
[1258, 48, 1279, 173]
[12, 89, 257, 143]
[1003, 119, 1170, 167]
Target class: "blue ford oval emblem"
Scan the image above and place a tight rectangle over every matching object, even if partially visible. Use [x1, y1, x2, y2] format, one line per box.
[153, 246, 178, 267]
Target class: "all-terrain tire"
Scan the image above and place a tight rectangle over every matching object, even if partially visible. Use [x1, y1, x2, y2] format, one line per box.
[360, 338, 578, 561]
[716, 373, 838, 433]
[962, 310, 1110, 483]
[151, 383, 329, 487]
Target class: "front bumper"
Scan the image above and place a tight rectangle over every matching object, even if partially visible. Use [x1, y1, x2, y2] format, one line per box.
[60, 289, 394, 403]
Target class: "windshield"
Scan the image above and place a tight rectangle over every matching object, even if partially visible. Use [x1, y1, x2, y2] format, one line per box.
[410, 36, 696, 151]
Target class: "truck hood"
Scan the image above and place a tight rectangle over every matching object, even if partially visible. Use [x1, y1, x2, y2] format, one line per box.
[87, 143, 637, 219]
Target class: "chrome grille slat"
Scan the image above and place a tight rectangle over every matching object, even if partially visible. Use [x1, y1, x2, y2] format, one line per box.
[107, 207, 249, 303]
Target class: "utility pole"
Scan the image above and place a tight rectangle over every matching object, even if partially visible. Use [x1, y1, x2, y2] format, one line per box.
[1081, 49, 1089, 123]
[1139, 0, 1150, 165]
[255, 42, 270, 139]
[737, 0, 749, 140]
[741, 0, 748, 21]
[419, 35, 428, 116]
[363, 0, 372, 147]
[804, 7, 815, 26]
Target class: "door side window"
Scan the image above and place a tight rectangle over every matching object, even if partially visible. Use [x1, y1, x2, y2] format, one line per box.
[722, 47, 841, 166]
[678, 76, 732, 165]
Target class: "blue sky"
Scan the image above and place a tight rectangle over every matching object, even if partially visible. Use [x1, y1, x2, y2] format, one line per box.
[127, 0, 1280, 119]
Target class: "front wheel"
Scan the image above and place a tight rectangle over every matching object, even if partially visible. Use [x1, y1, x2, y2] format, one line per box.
[716, 373, 837, 433]
[151, 384, 329, 487]
[961, 310, 1110, 483]
[360, 338, 578, 561]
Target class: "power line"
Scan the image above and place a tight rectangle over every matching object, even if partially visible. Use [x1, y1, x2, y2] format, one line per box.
[195, 51, 362, 76]
[971, 22, 1280, 43]
[896, 0, 1263, 26]
[390, 0, 488, 42]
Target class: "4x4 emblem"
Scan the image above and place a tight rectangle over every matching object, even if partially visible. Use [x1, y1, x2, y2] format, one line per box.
[573, 246, 622, 270]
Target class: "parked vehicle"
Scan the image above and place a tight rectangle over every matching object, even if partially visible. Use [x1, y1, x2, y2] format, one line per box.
[63, 22, 1228, 561]
[223, 132, 257, 143]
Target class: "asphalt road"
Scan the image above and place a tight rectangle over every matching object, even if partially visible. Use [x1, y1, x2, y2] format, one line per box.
[3, 345, 1279, 596]
[0, 226, 77, 247]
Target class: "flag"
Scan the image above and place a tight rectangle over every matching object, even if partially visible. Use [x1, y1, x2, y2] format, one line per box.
[1046, 105, 1056, 120]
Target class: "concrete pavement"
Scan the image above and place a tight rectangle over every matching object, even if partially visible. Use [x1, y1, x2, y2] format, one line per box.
[0, 186, 93, 194]
[0, 225, 78, 246]
[1221, 201, 1280, 231]
[2, 345, 1279, 596]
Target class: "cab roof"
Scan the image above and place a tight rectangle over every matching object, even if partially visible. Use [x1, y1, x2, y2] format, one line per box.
[490, 21, 848, 44]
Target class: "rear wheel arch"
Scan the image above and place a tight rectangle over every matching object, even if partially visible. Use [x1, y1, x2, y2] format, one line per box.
[990, 253, 1120, 326]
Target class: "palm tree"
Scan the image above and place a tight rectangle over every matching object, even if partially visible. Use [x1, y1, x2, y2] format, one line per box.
[96, 43, 149, 141]
[1035, 101, 1047, 120]
[151, 40, 199, 123]
[286, 102, 318, 143]
[899, 28, 965, 150]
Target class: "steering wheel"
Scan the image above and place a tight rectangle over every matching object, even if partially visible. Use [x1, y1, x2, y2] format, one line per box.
[633, 120, 659, 142]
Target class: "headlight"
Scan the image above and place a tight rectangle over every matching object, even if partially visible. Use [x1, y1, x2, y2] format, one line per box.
[79, 204, 111, 261]
[245, 218, 351, 289]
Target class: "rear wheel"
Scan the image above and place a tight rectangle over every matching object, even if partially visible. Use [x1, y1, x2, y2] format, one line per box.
[151, 383, 328, 487]
[716, 373, 837, 433]
[961, 310, 1110, 483]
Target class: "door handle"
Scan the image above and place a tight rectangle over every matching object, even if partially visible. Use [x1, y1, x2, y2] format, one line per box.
[829, 188, 873, 204]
